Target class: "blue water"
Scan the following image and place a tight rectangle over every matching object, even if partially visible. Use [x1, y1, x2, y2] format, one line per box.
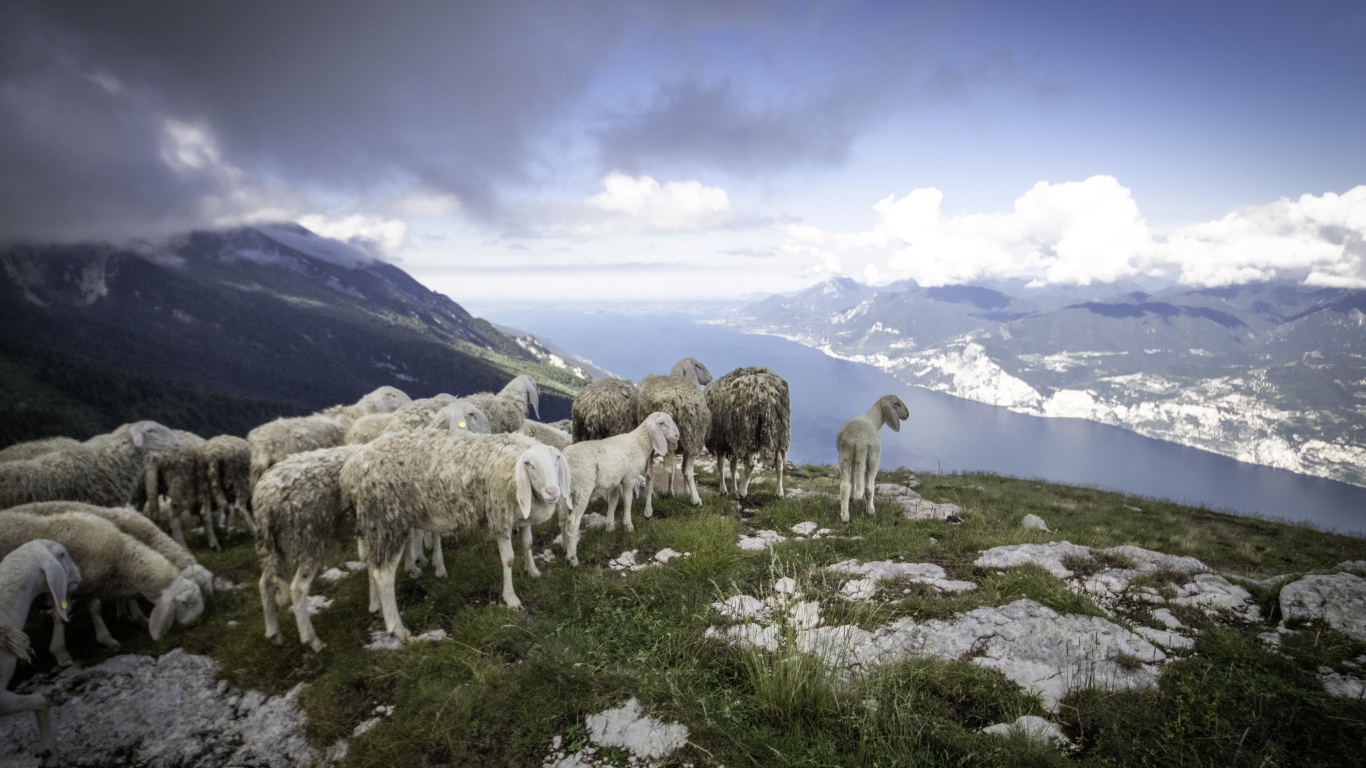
[487, 307, 1366, 537]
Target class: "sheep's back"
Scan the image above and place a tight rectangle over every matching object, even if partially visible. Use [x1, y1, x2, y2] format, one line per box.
[572, 378, 639, 441]
[0, 436, 81, 463]
[637, 376, 709, 455]
[0, 510, 134, 595]
[255, 446, 361, 567]
[465, 392, 524, 434]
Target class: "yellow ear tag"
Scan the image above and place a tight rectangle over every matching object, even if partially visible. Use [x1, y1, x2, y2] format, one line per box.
[458, 421, 467, 428]
[61, 600, 68, 611]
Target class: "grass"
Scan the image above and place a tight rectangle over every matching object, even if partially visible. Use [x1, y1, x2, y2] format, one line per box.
[15, 464, 1366, 767]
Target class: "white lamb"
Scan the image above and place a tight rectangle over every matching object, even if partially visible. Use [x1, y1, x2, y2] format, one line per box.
[836, 394, 910, 523]
[343, 430, 570, 640]
[1, 540, 81, 768]
[0, 510, 205, 666]
[560, 413, 679, 566]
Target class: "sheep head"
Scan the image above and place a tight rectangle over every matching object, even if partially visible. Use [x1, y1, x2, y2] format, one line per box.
[182, 563, 215, 599]
[510, 375, 540, 420]
[434, 401, 491, 434]
[149, 575, 205, 641]
[359, 385, 412, 415]
[24, 540, 81, 622]
[671, 357, 712, 387]
[878, 395, 910, 432]
[514, 444, 570, 519]
[129, 421, 182, 452]
[643, 411, 680, 457]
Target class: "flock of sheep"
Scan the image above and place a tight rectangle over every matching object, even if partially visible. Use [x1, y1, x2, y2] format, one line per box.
[0, 356, 908, 767]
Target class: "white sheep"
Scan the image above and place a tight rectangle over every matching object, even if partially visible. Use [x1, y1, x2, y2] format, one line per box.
[560, 413, 679, 566]
[344, 393, 458, 445]
[0, 510, 205, 666]
[518, 419, 572, 450]
[1, 539, 80, 768]
[836, 394, 910, 523]
[247, 386, 411, 488]
[402, 401, 494, 578]
[201, 434, 254, 538]
[465, 375, 540, 433]
[0, 421, 181, 510]
[343, 430, 570, 640]
[0, 437, 81, 463]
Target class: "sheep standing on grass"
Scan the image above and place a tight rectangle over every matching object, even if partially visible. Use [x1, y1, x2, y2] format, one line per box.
[1, 540, 80, 768]
[343, 430, 570, 640]
[0, 421, 181, 510]
[202, 435, 254, 538]
[137, 430, 217, 549]
[637, 359, 711, 510]
[0, 510, 204, 666]
[705, 367, 791, 499]
[465, 375, 540, 433]
[837, 394, 909, 523]
[571, 378, 639, 442]
[248, 385, 411, 489]
[561, 413, 679, 565]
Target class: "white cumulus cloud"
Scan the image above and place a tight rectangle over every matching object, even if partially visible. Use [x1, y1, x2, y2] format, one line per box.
[582, 172, 730, 233]
[297, 214, 407, 256]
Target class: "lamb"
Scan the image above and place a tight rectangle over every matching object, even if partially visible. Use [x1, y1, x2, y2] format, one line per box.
[201, 434, 254, 538]
[0, 437, 80, 463]
[0, 510, 204, 666]
[343, 430, 570, 640]
[0, 540, 80, 768]
[344, 393, 458, 445]
[571, 378, 639, 442]
[704, 367, 791, 499]
[465, 375, 540, 433]
[560, 413, 679, 566]
[252, 445, 364, 652]
[247, 385, 411, 488]
[5, 501, 214, 600]
[519, 419, 572, 450]
[636, 359, 711, 509]
[836, 394, 910, 523]
[0, 421, 181, 510]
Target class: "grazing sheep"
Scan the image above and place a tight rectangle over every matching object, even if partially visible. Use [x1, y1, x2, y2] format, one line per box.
[248, 386, 411, 488]
[344, 394, 458, 445]
[571, 378, 639, 442]
[428, 400, 493, 435]
[0, 540, 80, 768]
[465, 375, 540, 433]
[836, 394, 910, 523]
[5, 501, 214, 600]
[137, 430, 218, 549]
[343, 430, 570, 640]
[252, 445, 363, 652]
[704, 367, 791, 499]
[560, 413, 679, 566]
[202, 435, 254, 538]
[637, 361, 711, 509]
[0, 510, 205, 666]
[519, 420, 572, 450]
[0, 421, 181, 510]
[0, 437, 81, 463]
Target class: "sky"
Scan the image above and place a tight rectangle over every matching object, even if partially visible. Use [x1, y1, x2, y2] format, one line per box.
[3, 0, 1365, 306]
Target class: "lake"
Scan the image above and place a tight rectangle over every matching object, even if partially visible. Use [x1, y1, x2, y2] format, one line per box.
[485, 306, 1366, 537]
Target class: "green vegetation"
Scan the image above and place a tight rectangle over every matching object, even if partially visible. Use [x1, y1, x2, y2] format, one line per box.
[15, 466, 1366, 767]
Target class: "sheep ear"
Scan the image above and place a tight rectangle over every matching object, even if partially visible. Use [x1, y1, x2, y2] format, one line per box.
[647, 420, 668, 456]
[525, 379, 540, 420]
[556, 453, 572, 502]
[149, 590, 175, 641]
[515, 458, 533, 519]
[39, 548, 71, 622]
[132, 425, 146, 448]
[882, 400, 902, 432]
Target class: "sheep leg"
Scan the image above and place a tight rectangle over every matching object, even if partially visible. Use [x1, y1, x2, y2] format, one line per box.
[233, 503, 258, 537]
[643, 470, 656, 519]
[684, 451, 702, 506]
[200, 498, 221, 550]
[566, 495, 591, 567]
[1, 655, 57, 768]
[776, 452, 785, 498]
[88, 599, 121, 649]
[605, 489, 619, 530]
[290, 563, 326, 652]
[665, 451, 677, 495]
[621, 479, 636, 533]
[357, 538, 382, 614]
[496, 533, 522, 610]
[717, 454, 728, 495]
[864, 447, 880, 517]
[259, 570, 284, 645]
[372, 554, 409, 641]
[47, 603, 73, 667]
[430, 532, 447, 579]
[124, 597, 149, 627]
[405, 530, 423, 578]
[739, 456, 755, 498]
[521, 524, 541, 578]
[839, 459, 854, 524]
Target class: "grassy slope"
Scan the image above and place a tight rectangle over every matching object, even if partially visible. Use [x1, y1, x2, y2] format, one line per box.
[20, 466, 1366, 768]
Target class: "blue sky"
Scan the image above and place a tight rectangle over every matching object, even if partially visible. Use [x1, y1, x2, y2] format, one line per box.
[3, 1, 1364, 303]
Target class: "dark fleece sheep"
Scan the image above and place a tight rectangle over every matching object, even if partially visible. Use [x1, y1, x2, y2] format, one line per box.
[705, 366, 791, 499]
[571, 378, 640, 442]
[636, 367, 710, 509]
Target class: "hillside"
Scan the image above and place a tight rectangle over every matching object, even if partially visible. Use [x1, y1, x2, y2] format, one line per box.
[4, 464, 1364, 767]
[724, 278, 1366, 487]
[0, 224, 590, 441]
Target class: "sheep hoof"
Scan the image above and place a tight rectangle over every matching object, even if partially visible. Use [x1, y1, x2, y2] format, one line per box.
[434, 567, 447, 579]
[56, 654, 75, 669]
[308, 639, 326, 653]
[97, 636, 122, 650]
[568, 556, 580, 567]
[269, 634, 283, 646]
[527, 567, 542, 579]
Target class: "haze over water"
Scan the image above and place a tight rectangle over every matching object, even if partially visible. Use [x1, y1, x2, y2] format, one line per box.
[488, 307, 1366, 537]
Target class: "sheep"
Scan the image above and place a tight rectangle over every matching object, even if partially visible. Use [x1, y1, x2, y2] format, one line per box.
[247, 386, 411, 488]
[0, 510, 205, 666]
[344, 393, 458, 445]
[671, 357, 713, 386]
[636, 360, 711, 510]
[547, 418, 572, 433]
[465, 375, 540, 433]
[202, 435, 254, 538]
[836, 394, 910, 523]
[343, 430, 570, 640]
[704, 367, 791, 499]
[251, 445, 363, 652]
[0, 540, 80, 768]
[571, 378, 639, 442]
[137, 430, 219, 549]
[4, 501, 214, 600]
[0, 421, 181, 510]
[560, 413, 679, 566]
[0, 437, 80, 463]
[519, 419, 572, 450]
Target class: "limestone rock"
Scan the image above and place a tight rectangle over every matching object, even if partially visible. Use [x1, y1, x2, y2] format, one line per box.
[1318, 668, 1366, 699]
[1020, 514, 1050, 531]
[980, 715, 1075, 750]
[974, 541, 1094, 579]
[737, 530, 786, 551]
[584, 698, 689, 760]
[1279, 572, 1366, 641]
[827, 559, 976, 597]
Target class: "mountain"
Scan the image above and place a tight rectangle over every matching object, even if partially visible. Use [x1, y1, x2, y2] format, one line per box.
[0, 224, 591, 443]
[724, 278, 1366, 487]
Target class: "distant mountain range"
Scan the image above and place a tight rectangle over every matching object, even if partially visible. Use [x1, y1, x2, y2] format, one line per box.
[0, 224, 592, 443]
[723, 277, 1366, 488]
